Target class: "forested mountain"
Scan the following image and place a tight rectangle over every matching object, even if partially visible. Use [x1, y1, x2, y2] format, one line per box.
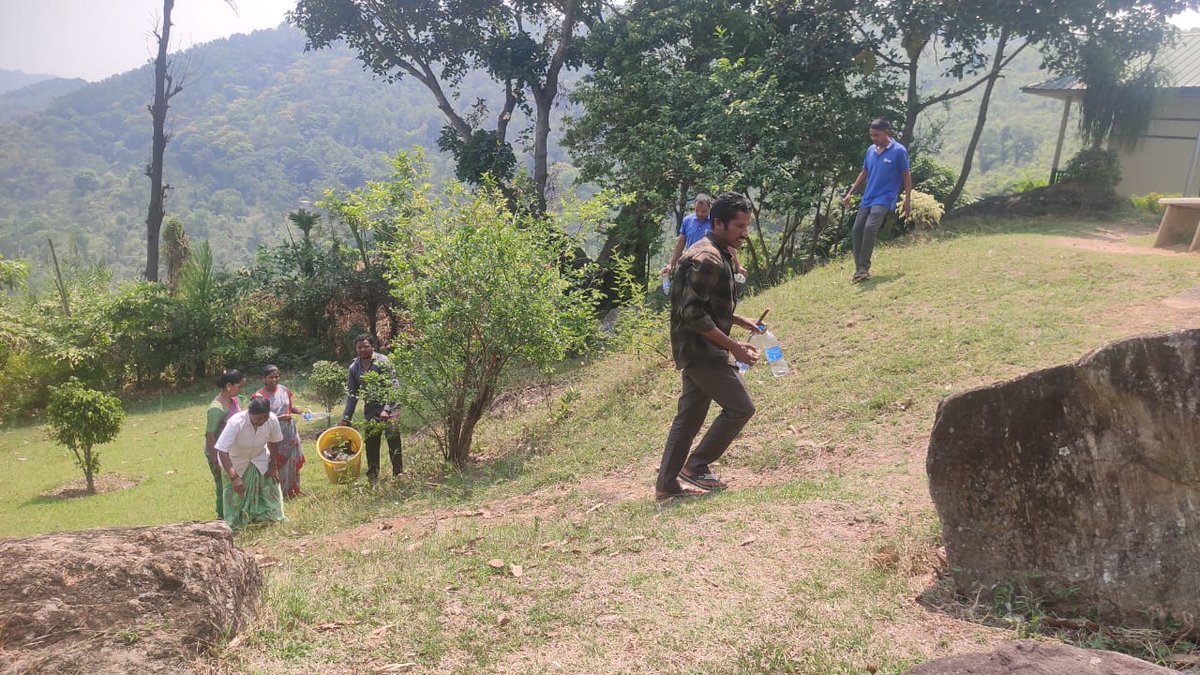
[0, 77, 88, 120]
[0, 25, 1072, 280]
[0, 25, 568, 279]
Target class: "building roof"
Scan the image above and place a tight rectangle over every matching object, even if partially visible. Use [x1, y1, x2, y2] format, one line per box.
[1023, 30, 1200, 99]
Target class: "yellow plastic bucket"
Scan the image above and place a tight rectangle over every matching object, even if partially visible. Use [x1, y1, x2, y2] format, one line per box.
[317, 426, 363, 484]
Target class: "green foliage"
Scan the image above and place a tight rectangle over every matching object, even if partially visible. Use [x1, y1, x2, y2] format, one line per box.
[351, 156, 600, 465]
[601, 255, 670, 361]
[0, 254, 28, 291]
[309, 360, 345, 419]
[1012, 172, 1050, 194]
[899, 190, 946, 230]
[1130, 192, 1180, 215]
[565, 0, 900, 285]
[45, 378, 125, 494]
[437, 127, 517, 186]
[1064, 147, 1121, 194]
[909, 156, 959, 206]
[161, 216, 192, 291]
[1076, 43, 1168, 151]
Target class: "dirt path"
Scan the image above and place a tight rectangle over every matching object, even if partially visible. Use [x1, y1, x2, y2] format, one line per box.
[1049, 223, 1192, 257]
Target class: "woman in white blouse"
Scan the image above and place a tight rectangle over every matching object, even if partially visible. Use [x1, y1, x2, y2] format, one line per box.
[214, 396, 287, 532]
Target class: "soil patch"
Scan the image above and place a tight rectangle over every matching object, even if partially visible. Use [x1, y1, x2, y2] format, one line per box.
[41, 473, 141, 499]
[945, 183, 1117, 221]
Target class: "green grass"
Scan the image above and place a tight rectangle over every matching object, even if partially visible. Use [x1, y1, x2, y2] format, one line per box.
[0, 386, 355, 537]
[4, 213, 1199, 672]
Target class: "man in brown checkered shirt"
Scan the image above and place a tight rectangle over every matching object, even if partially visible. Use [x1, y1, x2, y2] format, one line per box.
[656, 192, 764, 500]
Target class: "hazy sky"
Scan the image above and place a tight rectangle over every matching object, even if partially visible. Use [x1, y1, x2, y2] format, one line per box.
[1, 2, 1199, 82]
[0, 0, 296, 81]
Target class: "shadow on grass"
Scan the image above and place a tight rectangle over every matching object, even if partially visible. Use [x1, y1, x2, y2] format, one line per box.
[855, 272, 906, 290]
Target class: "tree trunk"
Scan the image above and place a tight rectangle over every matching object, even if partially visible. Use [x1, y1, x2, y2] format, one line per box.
[946, 30, 1014, 209]
[144, 0, 176, 282]
[900, 58, 921, 147]
[85, 447, 96, 495]
[532, 94, 552, 214]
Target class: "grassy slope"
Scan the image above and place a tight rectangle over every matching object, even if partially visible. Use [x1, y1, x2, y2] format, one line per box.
[4, 213, 1199, 673]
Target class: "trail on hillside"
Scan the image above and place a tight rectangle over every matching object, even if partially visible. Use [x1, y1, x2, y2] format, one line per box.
[228, 224, 1200, 674]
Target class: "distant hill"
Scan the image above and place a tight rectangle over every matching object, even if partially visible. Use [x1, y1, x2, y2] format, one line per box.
[0, 70, 58, 95]
[0, 77, 88, 120]
[924, 43, 1080, 198]
[0, 26, 567, 279]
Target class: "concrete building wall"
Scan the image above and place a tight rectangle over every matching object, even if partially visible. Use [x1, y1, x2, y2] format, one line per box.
[1115, 92, 1200, 196]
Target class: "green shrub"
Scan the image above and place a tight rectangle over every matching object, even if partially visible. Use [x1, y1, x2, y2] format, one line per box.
[1129, 192, 1180, 215]
[910, 156, 959, 206]
[309, 360, 346, 423]
[1011, 172, 1049, 194]
[345, 154, 599, 466]
[1064, 148, 1121, 194]
[46, 378, 125, 495]
[898, 190, 945, 231]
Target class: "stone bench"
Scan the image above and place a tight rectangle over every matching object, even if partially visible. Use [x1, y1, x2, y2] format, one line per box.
[1152, 197, 1200, 251]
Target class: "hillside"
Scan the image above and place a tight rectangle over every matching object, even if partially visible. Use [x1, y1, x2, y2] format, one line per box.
[0, 28, 1078, 281]
[927, 43, 1080, 197]
[0, 76, 88, 120]
[0, 69, 57, 95]
[0, 26, 569, 279]
[2, 213, 1198, 671]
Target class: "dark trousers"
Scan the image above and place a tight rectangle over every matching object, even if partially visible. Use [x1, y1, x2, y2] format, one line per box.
[656, 361, 756, 492]
[852, 205, 889, 274]
[364, 424, 403, 478]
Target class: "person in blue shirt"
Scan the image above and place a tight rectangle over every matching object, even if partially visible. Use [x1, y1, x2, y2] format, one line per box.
[663, 194, 746, 278]
[841, 118, 912, 282]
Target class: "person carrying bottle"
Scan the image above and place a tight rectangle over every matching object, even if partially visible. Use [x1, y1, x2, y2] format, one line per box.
[340, 334, 403, 482]
[656, 192, 765, 501]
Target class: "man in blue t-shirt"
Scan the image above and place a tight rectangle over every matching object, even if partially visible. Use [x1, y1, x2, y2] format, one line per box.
[841, 118, 912, 282]
[663, 194, 745, 277]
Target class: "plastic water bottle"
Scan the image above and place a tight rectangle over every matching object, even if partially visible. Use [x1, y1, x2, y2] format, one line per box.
[749, 327, 790, 377]
[661, 271, 671, 295]
[302, 411, 331, 422]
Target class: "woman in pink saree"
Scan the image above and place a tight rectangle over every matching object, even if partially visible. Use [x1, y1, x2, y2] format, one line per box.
[253, 365, 305, 498]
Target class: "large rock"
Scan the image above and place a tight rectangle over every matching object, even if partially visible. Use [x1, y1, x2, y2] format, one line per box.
[0, 522, 262, 674]
[904, 640, 1174, 674]
[928, 329, 1200, 626]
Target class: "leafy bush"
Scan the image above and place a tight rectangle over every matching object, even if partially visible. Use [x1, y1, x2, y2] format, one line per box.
[1011, 172, 1049, 194]
[909, 155, 959, 206]
[898, 190, 945, 231]
[353, 156, 600, 466]
[1064, 148, 1121, 194]
[1129, 192, 1180, 215]
[46, 378, 125, 495]
[309, 360, 346, 423]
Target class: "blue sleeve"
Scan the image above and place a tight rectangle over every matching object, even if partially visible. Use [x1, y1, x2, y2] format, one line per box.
[898, 146, 910, 172]
[862, 148, 869, 171]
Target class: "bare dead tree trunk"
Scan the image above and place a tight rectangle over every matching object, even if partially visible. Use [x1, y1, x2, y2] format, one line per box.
[145, 0, 183, 282]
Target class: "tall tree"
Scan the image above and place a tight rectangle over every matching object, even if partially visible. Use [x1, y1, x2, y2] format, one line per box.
[144, 0, 183, 282]
[290, 0, 600, 213]
[565, 0, 895, 284]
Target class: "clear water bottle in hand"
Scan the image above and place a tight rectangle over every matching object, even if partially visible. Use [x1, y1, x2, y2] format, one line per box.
[749, 327, 790, 377]
[302, 411, 331, 422]
[661, 270, 671, 295]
